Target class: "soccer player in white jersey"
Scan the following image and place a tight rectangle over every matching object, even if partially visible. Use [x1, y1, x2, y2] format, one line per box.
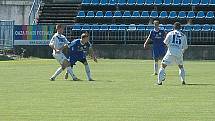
[49, 24, 77, 81]
[157, 22, 188, 85]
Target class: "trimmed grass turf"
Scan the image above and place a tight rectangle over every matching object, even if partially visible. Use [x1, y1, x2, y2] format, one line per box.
[0, 59, 215, 121]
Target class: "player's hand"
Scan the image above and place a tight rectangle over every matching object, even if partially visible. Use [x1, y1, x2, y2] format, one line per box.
[144, 43, 147, 48]
[93, 56, 98, 63]
[55, 49, 60, 53]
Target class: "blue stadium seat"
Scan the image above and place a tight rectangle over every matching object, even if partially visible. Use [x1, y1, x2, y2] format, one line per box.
[196, 11, 205, 19]
[86, 11, 94, 18]
[91, 0, 99, 5]
[163, 0, 171, 5]
[95, 11, 103, 18]
[187, 11, 195, 19]
[109, 0, 117, 5]
[136, 0, 145, 5]
[100, 0, 108, 5]
[118, 0, 126, 5]
[181, 0, 191, 5]
[178, 11, 186, 19]
[113, 11, 122, 18]
[109, 24, 118, 31]
[202, 24, 211, 31]
[82, 24, 91, 31]
[183, 25, 192, 31]
[100, 24, 109, 30]
[211, 25, 215, 31]
[150, 11, 158, 18]
[127, 0, 136, 5]
[76, 11, 85, 18]
[118, 24, 126, 30]
[165, 24, 173, 31]
[104, 11, 113, 18]
[145, 0, 154, 5]
[210, 0, 215, 5]
[132, 11, 140, 18]
[145, 25, 154, 31]
[141, 11, 149, 18]
[192, 24, 201, 31]
[127, 24, 136, 31]
[123, 11, 131, 18]
[82, 0, 91, 5]
[159, 11, 168, 19]
[91, 24, 100, 31]
[72, 24, 82, 31]
[137, 24, 145, 31]
[172, 0, 182, 5]
[168, 11, 177, 19]
[205, 11, 214, 19]
[200, 0, 209, 5]
[191, 0, 200, 5]
[154, 0, 163, 5]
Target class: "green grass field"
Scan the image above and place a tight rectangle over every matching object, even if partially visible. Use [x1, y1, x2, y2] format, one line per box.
[0, 59, 215, 121]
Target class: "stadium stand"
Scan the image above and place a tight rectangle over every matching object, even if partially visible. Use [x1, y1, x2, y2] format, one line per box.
[36, 0, 215, 44]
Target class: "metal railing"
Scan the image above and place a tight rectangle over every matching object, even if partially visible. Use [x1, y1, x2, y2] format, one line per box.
[28, 0, 42, 25]
[0, 20, 14, 50]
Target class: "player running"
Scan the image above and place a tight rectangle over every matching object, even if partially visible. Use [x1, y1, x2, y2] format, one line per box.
[49, 24, 77, 81]
[157, 22, 188, 85]
[144, 20, 167, 75]
[64, 32, 97, 81]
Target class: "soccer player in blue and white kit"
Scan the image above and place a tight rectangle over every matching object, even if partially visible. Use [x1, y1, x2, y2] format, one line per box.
[49, 24, 76, 81]
[65, 32, 97, 81]
[144, 20, 167, 75]
[157, 22, 188, 85]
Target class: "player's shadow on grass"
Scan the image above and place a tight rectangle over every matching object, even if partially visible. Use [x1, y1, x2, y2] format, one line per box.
[186, 83, 215, 86]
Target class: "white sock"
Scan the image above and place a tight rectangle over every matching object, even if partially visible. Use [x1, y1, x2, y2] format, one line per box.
[154, 62, 158, 74]
[158, 67, 165, 83]
[85, 64, 92, 80]
[179, 68, 185, 82]
[67, 66, 77, 79]
[51, 67, 63, 79]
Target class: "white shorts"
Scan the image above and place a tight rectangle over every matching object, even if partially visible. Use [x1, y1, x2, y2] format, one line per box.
[162, 54, 183, 66]
[52, 53, 67, 64]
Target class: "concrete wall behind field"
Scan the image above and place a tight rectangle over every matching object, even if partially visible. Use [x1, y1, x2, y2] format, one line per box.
[0, 0, 32, 25]
[14, 45, 215, 60]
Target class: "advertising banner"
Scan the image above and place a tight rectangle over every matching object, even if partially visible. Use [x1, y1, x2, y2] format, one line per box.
[14, 25, 55, 45]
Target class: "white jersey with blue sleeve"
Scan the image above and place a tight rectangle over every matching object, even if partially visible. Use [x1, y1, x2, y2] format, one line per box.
[164, 30, 188, 57]
[49, 33, 69, 55]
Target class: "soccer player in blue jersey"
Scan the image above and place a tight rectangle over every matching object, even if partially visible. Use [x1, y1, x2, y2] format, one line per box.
[144, 20, 167, 75]
[65, 32, 97, 81]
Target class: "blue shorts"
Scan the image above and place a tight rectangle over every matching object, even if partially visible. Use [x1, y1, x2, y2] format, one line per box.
[152, 46, 166, 59]
[69, 55, 87, 65]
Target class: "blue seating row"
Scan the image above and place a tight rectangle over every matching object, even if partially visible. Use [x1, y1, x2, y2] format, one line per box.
[71, 24, 215, 31]
[76, 10, 215, 19]
[82, 0, 215, 6]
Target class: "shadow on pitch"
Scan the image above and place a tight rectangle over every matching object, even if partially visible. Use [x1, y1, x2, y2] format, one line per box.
[185, 83, 215, 86]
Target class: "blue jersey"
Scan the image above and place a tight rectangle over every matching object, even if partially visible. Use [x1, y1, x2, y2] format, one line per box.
[149, 29, 166, 59]
[68, 39, 91, 64]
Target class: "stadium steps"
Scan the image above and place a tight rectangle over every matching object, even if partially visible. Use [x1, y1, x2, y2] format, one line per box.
[37, 2, 81, 25]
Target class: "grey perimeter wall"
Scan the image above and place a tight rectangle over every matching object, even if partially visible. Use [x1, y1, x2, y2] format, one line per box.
[0, 0, 32, 25]
[14, 45, 215, 60]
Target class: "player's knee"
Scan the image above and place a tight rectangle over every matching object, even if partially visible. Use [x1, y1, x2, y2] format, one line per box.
[161, 63, 167, 68]
[178, 65, 183, 69]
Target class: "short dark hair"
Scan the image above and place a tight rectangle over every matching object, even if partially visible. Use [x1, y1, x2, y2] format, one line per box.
[56, 24, 64, 30]
[81, 32, 89, 39]
[174, 22, 181, 30]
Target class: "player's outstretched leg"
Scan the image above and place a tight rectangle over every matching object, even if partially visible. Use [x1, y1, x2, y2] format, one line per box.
[50, 67, 63, 81]
[84, 64, 94, 81]
[178, 65, 186, 85]
[67, 66, 79, 81]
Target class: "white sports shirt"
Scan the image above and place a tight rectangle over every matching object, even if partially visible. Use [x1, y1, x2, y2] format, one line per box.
[49, 33, 69, 54]
[164, 30, 188, 57]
